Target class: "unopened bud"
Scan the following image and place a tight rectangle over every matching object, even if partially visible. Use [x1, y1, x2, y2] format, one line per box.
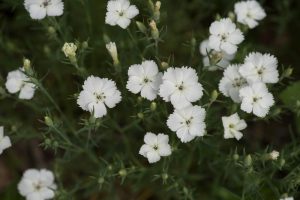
[244, 154, 252, 167]
[44, 116, 54, 127]
[228, 11, 236, 21]
[233, 153, 239, 161]
[137, 96, 143, 103]
[153, 1, 161, 21]
[161, 62, 169, 69]
[149, 20, 159, 40]
[82, 41, 89, 49]
[98, 177, 105, 184]
[118, 169, 127, 177]
[106, 42, 119, 66]
[150, 102, 157, 111]
[210, 90, 219, 102]
[283, 67, 293, 77]
[279, 158, 285, 167]
[23, 58, 32, 74]
[137, 112, 144, 119]
[62, 42, 77, 64]
[136, 21, 147, 34]
[48, 26, 56, 35]
[162, 173, 168, 180]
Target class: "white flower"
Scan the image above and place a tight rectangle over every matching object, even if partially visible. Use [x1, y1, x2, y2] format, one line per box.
[208, 18, 244, 55]
[280, 197, 294, 200]
[167, 105, 206, 143]
[126, 60, 162, 100]
[200, 39, 235, 70]
[159, 67, 203, 109]
[77, 76, 122, 118]
[234, 0, 266, 29]
[0, 126, 11, 155]
[106, 42, 119, 65]
[105, 0, 139, 29]
[139, 132, 171, 163]
[62, 42, 77, 58]
[269, 150, 279, 160]
[219, 64, 248, 103]
[239, 52, 279, 84]
[222, 113, 247, 140]
[24, 0, 64, 20]
[5, 68, 36, 100]
[18, 169, 57, 200]
[239, 82, 275, 117]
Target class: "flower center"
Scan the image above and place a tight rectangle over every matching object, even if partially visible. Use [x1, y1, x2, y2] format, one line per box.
[153, 145, 158, 150]
[253, 96, 262, 103]
[118, 11, 124, 17]
[229, 124, 235, 129]
[42, 0, 51, 7]
[232, 77, 247, 88]
[185, 117, 194, 127]
[143, 77, 150, 84]
[177, 82, 185, 91]
[94, 92, 106, 102]
[220, 33, 228, 41]
[33, 182, 42, 192]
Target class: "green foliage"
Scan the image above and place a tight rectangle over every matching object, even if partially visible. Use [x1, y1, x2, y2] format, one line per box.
[0, 0, 300, 200]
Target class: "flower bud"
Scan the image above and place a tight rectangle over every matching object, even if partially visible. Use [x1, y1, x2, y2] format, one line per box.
[82, 41, 89, 49]
[136, 21, 147, 34]
[161, 61, 169, 69]
[279, 158, 285, 167]
[23, 58, 32, 75]
[137, 112, 144, 119]
[283, 67, 293, 78]
[149, 20, 159, 40]
[228, 11, 236, 21]
[98, 177, 105, 184]
[233, 153, 239, 161]
[62, 42, 77, 64]
[153, 1, 161, 21]
[210, 90, 219, 102]
[118, 169, 127, 177]
[162, 173, 168, 181]
[44, 116, 54, 127]
[48, 26, 56, 35]
[150, 102, 157, 111]
[244, 154, 252, 167]
[210, 51, 223, 66]
[106, 42, 119, 66]
[269, 150, 279, 160]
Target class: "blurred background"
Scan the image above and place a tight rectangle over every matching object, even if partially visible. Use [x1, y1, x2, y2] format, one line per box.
[1, 0, 300, 199]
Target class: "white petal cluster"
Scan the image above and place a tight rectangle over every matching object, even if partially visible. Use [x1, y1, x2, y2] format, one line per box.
[200, 39, 235, 70]
[126, 60, 162, 100]
[77, 76, 122, 118]
[5, 68, 36, 100]
[105, 0, 139, 29]
[239, 82, 274, 117]
[269, 150, 279, 160]
[222, 113, 247, 140]
[62, 42, 77, 58]
[24, 0, 64, 20]
[139, 132, 171, 163]
[280, 197, 294, 200]
[159, 67, 203, 109]
[18, 169, 57, 200]
[239, 52, 279, 84]
[167, 105, 206, 143]
[208, 18, 244, 55]
[0, 126, 11, 155]
[219, 64, 248, 103]
[234, 0, 266, 29]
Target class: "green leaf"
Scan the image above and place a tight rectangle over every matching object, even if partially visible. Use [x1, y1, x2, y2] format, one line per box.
[280, 81, 300, 109]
